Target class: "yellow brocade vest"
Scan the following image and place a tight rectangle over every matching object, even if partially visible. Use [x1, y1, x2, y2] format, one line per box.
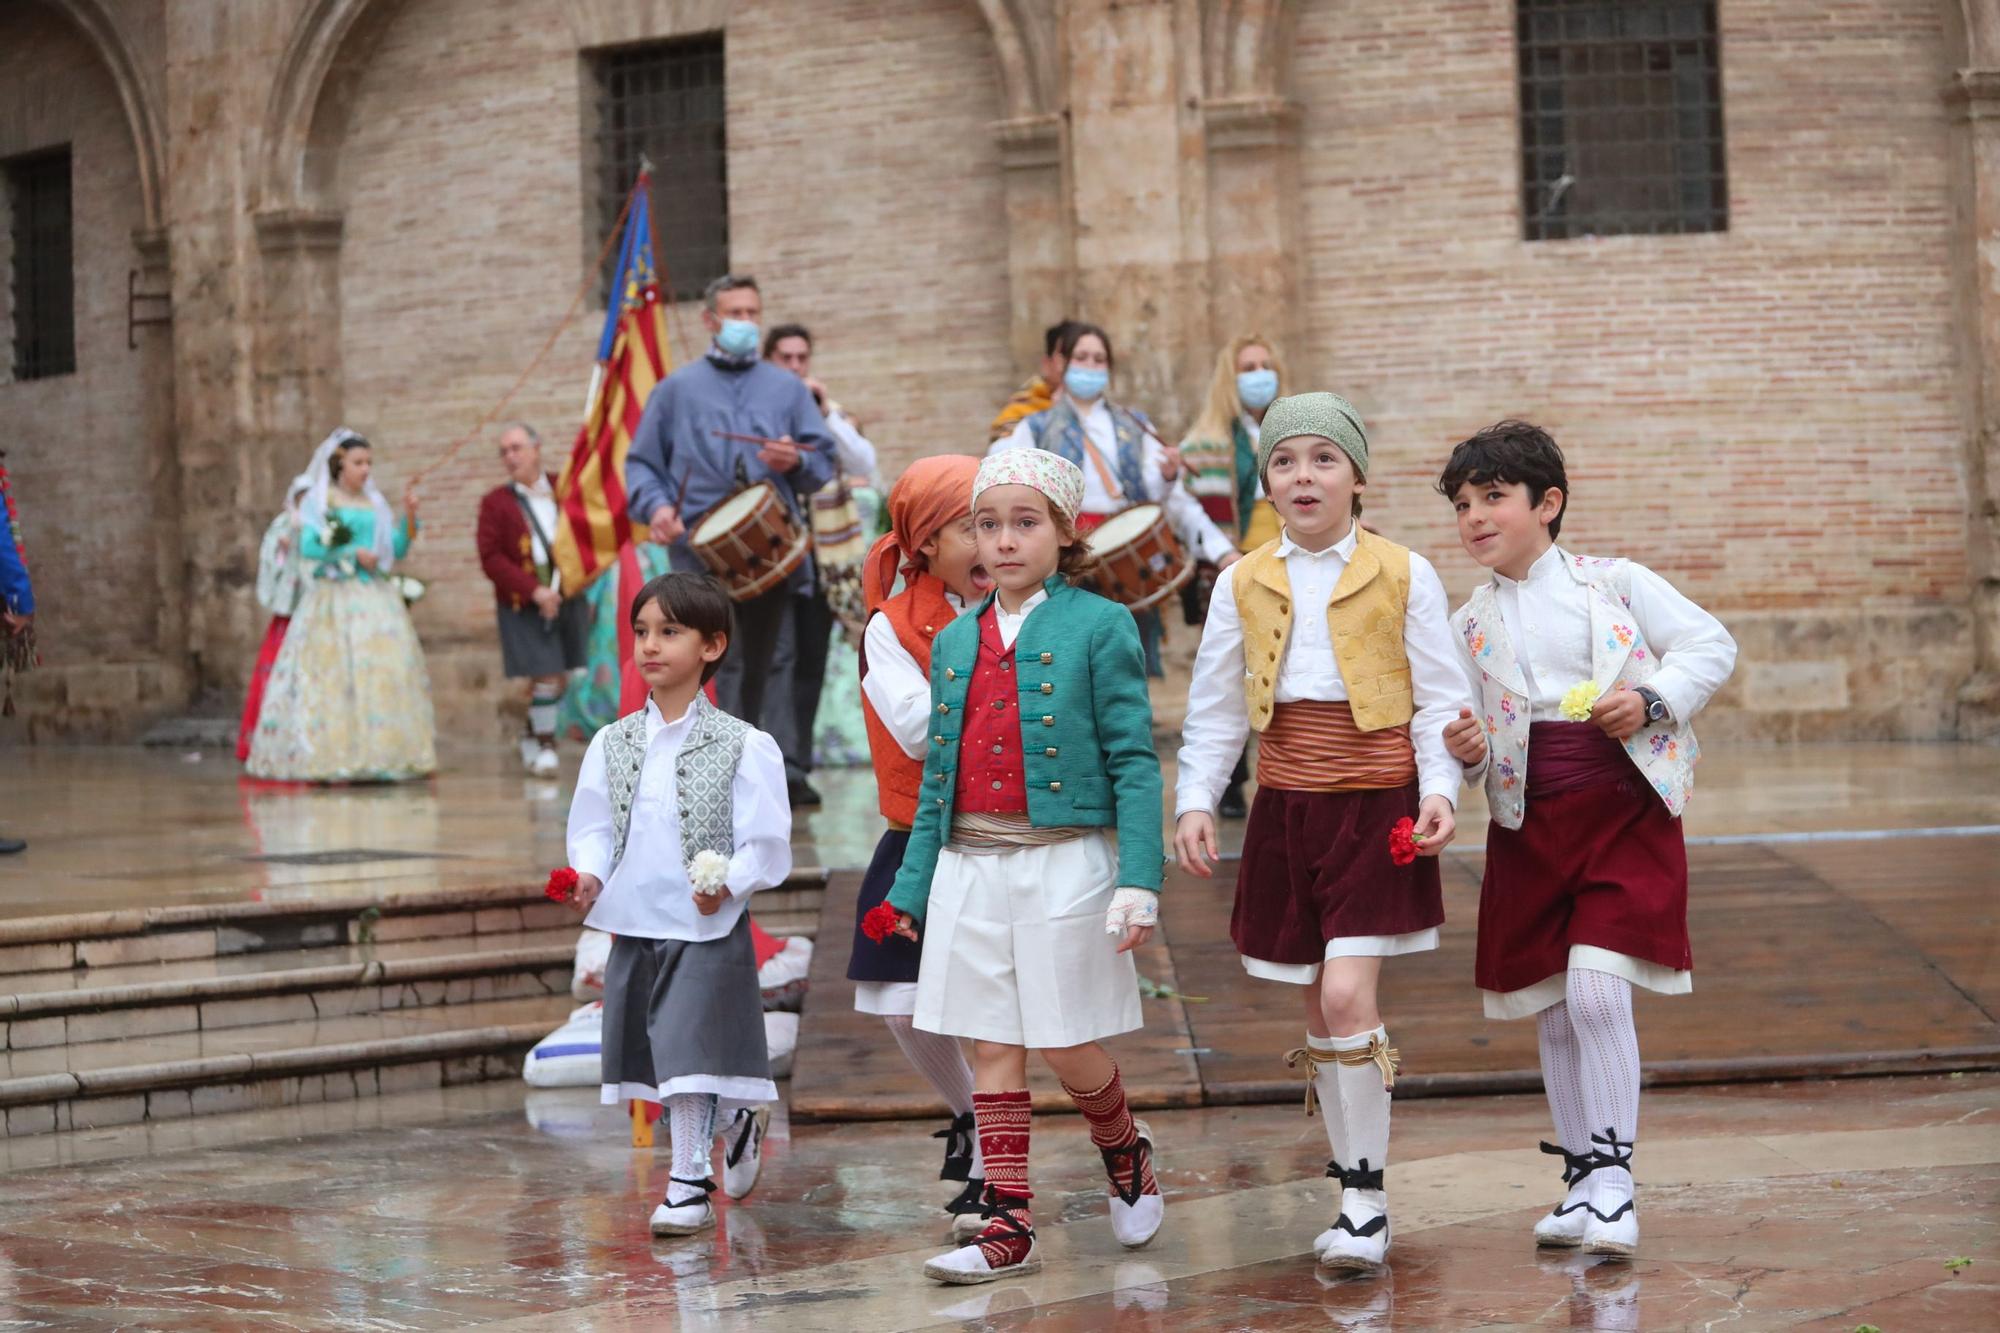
[1235, 528, 1415, 733]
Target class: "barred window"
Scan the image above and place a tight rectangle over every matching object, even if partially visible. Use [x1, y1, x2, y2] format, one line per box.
[1517, 1, 1727, 241]
[588, 35, 728, 303]
[4, 147, 75, 380]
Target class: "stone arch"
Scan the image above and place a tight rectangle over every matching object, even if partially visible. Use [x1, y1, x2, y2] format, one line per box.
[256, 0, 413, 213]
[1202, 0, 1297, 102]
[20, 0, 167, 230]
[261, 0, 1059, 213]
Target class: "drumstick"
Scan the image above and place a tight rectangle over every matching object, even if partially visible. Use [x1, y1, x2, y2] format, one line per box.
[712, 430, 790, 449]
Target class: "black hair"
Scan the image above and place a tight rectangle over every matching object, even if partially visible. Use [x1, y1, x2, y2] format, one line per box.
[763, 322, 811, 357]
[1058, 321, 1114, 371]
[629, 571, 735, 684]
[1043, 319, 1081, 357]
[1436, 420, 1569, 540]
[329, 434, 371, 480]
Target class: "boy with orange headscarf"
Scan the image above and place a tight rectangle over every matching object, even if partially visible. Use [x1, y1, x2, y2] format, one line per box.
[849, 452, 993, 1241]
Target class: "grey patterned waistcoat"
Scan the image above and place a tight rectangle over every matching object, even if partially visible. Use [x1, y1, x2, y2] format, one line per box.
[602, 693, 751, 870]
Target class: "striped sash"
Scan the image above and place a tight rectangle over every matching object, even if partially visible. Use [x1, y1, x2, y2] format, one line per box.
[1255, 700, 1416, 792]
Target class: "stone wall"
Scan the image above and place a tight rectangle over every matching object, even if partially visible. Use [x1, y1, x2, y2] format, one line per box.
[0, 0, 1994, 746]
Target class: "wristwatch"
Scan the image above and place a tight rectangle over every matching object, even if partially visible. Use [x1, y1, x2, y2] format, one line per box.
[1635, 686, 1671, 724]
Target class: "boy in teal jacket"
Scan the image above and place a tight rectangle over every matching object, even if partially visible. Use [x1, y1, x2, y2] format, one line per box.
[871, 450, 1165, 1285]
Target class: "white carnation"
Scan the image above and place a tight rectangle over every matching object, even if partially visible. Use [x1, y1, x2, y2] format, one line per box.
[688, 849, 730, 896]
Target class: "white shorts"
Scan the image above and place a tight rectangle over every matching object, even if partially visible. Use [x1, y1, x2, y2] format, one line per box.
[913, 833, 1143, 1049]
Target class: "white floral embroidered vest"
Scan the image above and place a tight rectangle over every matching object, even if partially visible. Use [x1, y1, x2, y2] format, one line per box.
[602, 694, 748, 868]
[1453, 554, 1701, 831]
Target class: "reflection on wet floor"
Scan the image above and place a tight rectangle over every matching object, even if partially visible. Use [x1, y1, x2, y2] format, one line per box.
[0, 1074, 1992, 1329]
[4, 739, 1998, 920]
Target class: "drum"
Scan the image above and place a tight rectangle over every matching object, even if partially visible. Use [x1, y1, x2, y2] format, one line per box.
[1085, 503, 1192, 610]
[689, 483, 809, 601]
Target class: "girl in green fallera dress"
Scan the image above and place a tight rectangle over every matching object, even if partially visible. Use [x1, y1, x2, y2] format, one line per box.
[247, 429, 437, 783]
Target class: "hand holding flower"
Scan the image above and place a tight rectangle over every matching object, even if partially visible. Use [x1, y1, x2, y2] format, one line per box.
[1559, 679, 1603, 722]
[1410, 795, 1455, 855]
[1588, 685, 1647, 741]
[687, 849, 730, 915]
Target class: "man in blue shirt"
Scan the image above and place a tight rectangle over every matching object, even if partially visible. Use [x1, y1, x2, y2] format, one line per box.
[1, 450, 33, 854]
[623, 274, 837, 804]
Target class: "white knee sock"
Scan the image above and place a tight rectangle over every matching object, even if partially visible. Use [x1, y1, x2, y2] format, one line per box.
[666, 1092, 718, 1203]
[1305, 1032, 1348, 1168]
[1331, 1025, 1393, 1227]
[885, 1015, 982, 1176]
[1564, 969, 1640, 1216]
[1536, 1000, 1593, 1212]
[528, 682, 562, 743]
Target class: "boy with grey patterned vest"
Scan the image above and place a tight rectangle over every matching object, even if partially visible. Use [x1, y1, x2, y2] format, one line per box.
[565, 572, 794, 1240]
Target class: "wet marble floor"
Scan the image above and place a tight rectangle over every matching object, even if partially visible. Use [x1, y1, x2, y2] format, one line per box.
[2, 738, 1998, 919]
[0, 1072, 1992, 1329]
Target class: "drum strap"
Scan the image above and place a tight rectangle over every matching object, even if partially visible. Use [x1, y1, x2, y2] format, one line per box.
[1076, 429, 1126, 506]
[511, 484, 559, 592]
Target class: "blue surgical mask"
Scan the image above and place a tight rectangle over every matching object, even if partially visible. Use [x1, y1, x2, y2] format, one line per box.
[1064, 365, 1109, 402]
[1236, 369, 1279, 411]
[715, 318, 761, 358]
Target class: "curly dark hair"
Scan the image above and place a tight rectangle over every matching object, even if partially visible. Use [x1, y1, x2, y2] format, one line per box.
[1436, 419, 1569, 540]
[1054, 513, 1099, 582]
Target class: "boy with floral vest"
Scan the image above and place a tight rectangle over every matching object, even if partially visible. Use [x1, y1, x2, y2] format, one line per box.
[564, 571, 794, 1240]
[1438, 421, 1736, 1259]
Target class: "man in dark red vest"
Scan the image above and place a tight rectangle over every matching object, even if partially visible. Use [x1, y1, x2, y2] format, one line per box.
[477, 423, 588, 775]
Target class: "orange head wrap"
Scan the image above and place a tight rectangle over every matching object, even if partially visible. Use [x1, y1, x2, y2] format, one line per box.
[864, 453, 982, 615]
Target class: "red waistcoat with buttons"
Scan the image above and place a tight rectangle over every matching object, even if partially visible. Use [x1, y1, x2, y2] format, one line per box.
[951, 607, 1029, 815]
[860, 572, 959, 828]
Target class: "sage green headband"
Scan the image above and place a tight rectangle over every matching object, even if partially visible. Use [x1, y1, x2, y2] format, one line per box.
[1257, 391, 1369, 480]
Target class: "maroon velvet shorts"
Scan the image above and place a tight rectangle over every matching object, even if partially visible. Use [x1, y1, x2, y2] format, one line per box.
[1231, 783, 1444, 966]
[1476, 725, 1691, 995]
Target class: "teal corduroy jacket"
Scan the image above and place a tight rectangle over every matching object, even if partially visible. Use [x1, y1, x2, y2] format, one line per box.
[886, 576, 1164, 923]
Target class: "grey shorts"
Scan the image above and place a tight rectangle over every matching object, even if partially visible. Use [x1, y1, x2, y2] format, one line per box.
[598, 918, 776, 1105]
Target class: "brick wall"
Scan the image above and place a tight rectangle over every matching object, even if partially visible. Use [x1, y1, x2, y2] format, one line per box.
[0, 4, 170, 670]
[336, 0, 1012, 701]
[1288, 0, 1967, 736]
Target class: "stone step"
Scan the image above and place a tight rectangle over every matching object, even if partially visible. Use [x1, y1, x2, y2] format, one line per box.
[0, 938, 577, 1051]
[0, 870, 830, 975]
[0, 994, 572, 1137]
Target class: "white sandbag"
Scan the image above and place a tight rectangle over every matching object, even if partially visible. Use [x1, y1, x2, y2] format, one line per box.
[764, 1010, 800, 1079]
[523, 1001, 603, 1088]
[758, 935, 813, 1012]
[572, 927, 613, 1000]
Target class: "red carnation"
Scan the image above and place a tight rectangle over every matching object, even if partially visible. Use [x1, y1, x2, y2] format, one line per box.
[1388, 817, 1420, 867]
[861, 901, 903, 943]
[545, 867, 580, 903]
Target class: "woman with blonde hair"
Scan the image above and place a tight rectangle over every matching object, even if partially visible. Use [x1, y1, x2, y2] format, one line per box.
[1180, 334, 1287, 551]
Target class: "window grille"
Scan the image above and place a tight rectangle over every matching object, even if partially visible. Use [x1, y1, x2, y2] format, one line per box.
[1517, 1, 1727, 241]
[589, 35, 728, 302]
[5, 147, 76, 380]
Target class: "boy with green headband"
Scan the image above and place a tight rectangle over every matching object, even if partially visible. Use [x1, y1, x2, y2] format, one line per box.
[1174, 392, 1470, 1274]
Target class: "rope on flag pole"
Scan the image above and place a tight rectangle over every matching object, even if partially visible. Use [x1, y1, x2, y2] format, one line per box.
[410, 180, 643, 487]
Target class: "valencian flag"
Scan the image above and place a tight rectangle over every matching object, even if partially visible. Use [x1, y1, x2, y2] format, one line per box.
[553, 170, 671, 714]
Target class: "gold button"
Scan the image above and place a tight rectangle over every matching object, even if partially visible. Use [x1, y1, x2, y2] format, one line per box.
[1040, 652, 1053, 664]
[1042, 715, 1054, 726]
[935, 773, 945, 783]
[1045, 747, 1058, 758]
[946, 668, 957, 681]
[935, 735, 945, 744]
[924, 624, 935, 633]
[992, 744, 1003, 754]
[1040, 683, 1053, 695]
[936, 797, 945, 806]
[1048, 781, 1062, 792]
[938, 703, 950, 714]
[991, 780, 1002, 790]
[993, 700, 1005, 711]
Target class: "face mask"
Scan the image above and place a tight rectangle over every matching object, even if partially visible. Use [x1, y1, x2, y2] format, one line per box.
[715, 318, 760, 358]
[1236, 369, 1279, 411]
[1064, 365, 1109, 402]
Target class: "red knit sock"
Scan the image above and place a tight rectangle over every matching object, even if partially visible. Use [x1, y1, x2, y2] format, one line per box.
[1063, 1062, 1159, 1199]
[970, 1089, 1035, 1269]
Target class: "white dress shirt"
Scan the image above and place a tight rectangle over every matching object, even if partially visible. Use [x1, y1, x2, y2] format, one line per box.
[1176, 525, 1470, 815]
[860, 592, 967, 760]
[992, 587, 1048, 649]
[512, 476, 559, 574]
[566, 696, 793, 941]
[993, 399, 1237, 563]
[825, 407, 878, 485]
[1481, 545, 1737, 725]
